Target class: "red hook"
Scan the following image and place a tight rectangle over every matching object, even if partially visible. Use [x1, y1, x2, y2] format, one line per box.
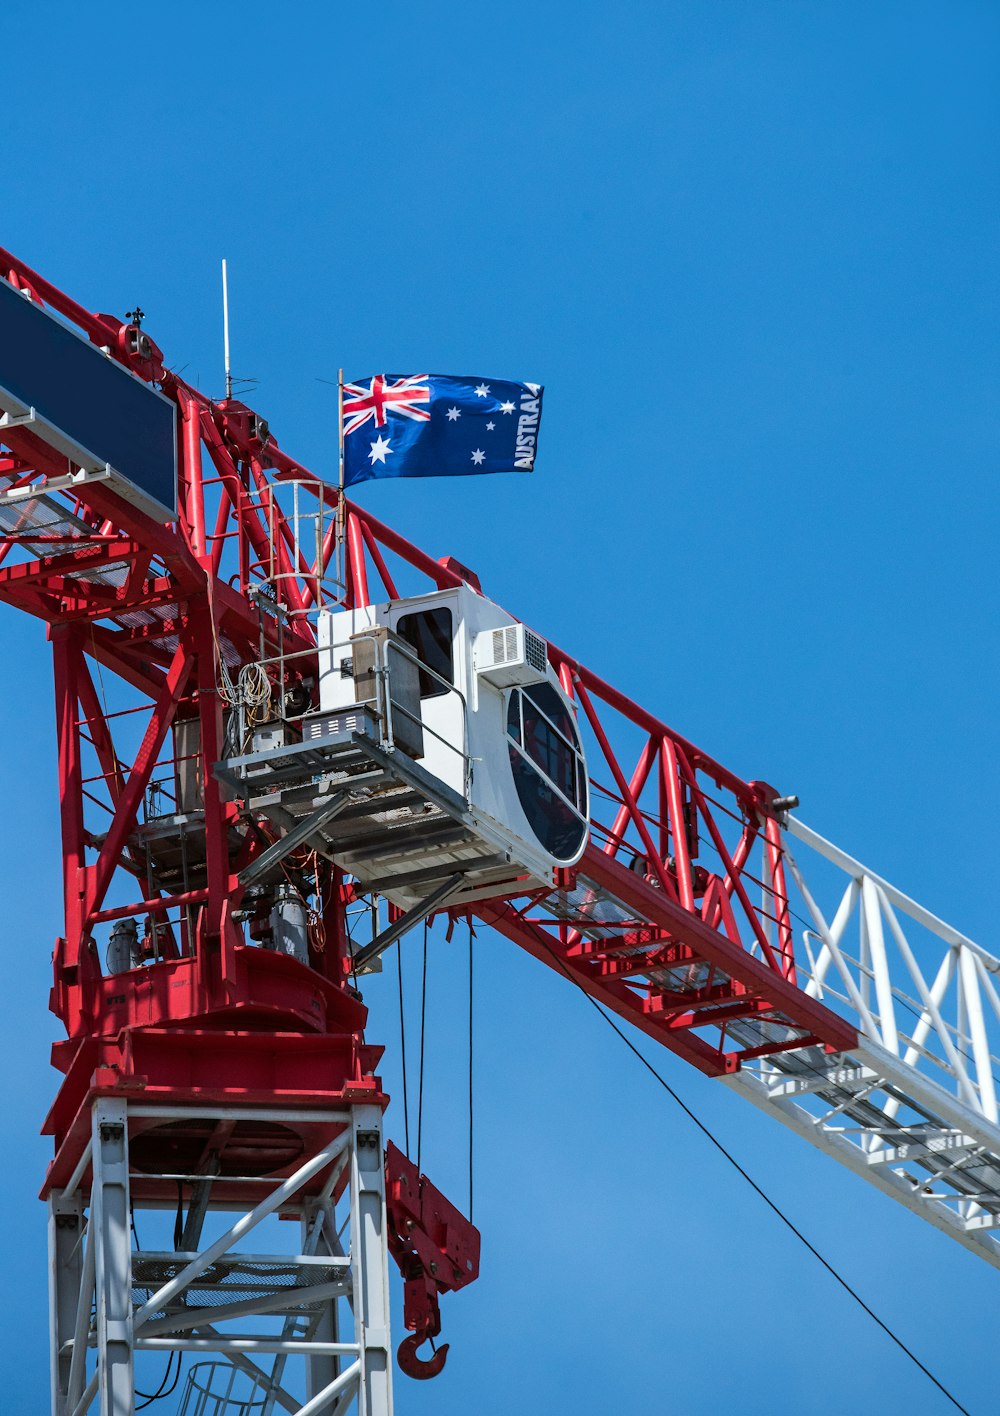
[393, 1331, 447, 1376]
[397, 1333, 449, 1381]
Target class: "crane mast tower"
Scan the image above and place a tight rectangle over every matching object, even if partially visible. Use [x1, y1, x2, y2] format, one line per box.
[0, 246, 996, 1415]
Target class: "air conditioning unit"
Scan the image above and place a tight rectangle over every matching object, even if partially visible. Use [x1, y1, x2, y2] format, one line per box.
[474, 622, 548, 688]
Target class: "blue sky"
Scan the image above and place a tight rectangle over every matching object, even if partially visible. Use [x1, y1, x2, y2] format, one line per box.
[2, 2, 998, 1412]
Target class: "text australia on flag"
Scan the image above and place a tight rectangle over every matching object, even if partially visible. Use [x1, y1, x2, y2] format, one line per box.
[341, 373, 544, 487]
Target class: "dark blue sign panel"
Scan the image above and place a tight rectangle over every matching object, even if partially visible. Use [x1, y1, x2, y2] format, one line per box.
[0, 277, 177, 519]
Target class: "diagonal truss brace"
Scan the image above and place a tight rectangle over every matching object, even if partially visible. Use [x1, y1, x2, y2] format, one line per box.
[49, 1102, 394, 1416]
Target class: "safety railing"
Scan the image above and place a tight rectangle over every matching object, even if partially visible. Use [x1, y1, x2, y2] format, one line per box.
[202, 475, 346, 624]
[177, 1361, 270, 1416]
[769, 816, 1000, 1130]
[229, 620, 472, 801]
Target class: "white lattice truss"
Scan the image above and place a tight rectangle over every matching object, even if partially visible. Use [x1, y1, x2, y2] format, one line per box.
[48, 1101, 393, 1416]
[724, 816, 1000, 1266]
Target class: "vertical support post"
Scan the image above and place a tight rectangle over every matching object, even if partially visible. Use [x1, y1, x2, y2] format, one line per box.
[193, 599, 237, 989]
[861, 875, 899, 1055]
[180, 389, 208, 560]
[222, 258, 233, 403]
[660, 737, 695, 912]
[91, 1098, 133, 1416]
[53, 626, 86, 959]
[763, 815, 795, 980]
[959, 946, 998, 1123]
[48, 1194, 84, 1416]
[350, 1106, 393, 1416]
[301, 1208, 341, 1403]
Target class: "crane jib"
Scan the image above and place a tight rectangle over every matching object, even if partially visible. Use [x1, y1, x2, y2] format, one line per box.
[0, 243, 995, 1416]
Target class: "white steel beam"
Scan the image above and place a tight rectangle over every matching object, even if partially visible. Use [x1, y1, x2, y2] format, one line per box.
[724, 1063, 1000, 1270]
[732, 816, 1000, 1264]
[786, 817, 996, 963]
[50, 1099, 394, 1416]
[132, 1130, 351, 1330]
[91, 1098, 133, 1416]
[350, 1106, 393, 1416]
[48, 1194, 84, 1416]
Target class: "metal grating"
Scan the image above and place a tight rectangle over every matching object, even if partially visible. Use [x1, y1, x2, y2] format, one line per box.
[131, 1253, 349, 1321]
[0, 471, 241, 665]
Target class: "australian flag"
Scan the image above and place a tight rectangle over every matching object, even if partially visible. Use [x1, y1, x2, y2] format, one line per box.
[341, 374, 543, 488]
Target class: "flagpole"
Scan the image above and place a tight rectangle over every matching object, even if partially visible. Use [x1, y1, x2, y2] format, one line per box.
[337, 367, 345, 595]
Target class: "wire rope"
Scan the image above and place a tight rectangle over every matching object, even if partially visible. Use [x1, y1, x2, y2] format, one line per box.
[537, 935, 976, 1416]
[397, 939, 411, 1156]
[417, 920, 429, 1175]
[468, 916, 475, 1222]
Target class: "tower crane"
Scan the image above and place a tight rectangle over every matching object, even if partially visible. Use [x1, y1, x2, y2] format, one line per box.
[0, 244, 994, 1416]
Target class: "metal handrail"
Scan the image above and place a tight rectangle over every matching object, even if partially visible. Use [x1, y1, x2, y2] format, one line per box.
[234, 621, 472, 795]
[318, 625, 472, 801]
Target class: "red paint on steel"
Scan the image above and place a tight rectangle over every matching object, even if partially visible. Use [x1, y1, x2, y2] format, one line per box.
[385, 1142, 480, 1379]
[0, 249, 861, 1376]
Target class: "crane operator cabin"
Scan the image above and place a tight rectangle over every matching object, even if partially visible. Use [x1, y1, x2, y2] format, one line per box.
[227, 583, 591, 959]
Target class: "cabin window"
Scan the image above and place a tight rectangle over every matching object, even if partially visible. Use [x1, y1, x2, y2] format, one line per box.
[397, 608, 454, 699]
[506, 682, 588, 861]
[520, 683, 580, 804]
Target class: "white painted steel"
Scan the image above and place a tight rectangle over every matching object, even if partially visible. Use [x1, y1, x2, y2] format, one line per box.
[47, 1101, 393, 1416]
[91, 1099, 133, 1416]
[178, 1330, 301, 1415]
[48, 1193, 84, 1416]
[136, 1338, 359, 1354]
[727, 816, 1000, 1267]
[67, 1370, 98, 1416]
[297, 1360, 362, 1416]
[350, 1107, 394, 1416]
[65, 1211, 95, 1412]
[132, 1132, 351, 1330]
[127, 1105, 352, 1123]
[141, 1280, 350, 1336]
[301, 1210, 341, 1406]
[62, 1140, 92, 1204]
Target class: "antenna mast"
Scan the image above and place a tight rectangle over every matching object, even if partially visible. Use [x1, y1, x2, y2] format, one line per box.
[222, 257, 233, 400]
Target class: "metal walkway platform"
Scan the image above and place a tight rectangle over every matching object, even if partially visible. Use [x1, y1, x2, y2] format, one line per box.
[216, 707, 531, 932]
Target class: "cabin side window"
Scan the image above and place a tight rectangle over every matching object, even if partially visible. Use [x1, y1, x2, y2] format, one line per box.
[396, 608, 454, 699]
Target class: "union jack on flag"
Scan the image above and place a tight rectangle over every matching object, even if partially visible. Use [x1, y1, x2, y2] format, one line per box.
[342, 374, 431, 437]
[341, 373, 544, 488]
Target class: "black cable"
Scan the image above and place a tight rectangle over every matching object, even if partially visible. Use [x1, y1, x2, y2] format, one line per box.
[416, 920, 428, 1175]
[346, 906, 360, 992]
[173, 1182, 184, 1252]
[468, 916, 475, 1222]
[397, 939, 411, 1156]
[128, 1201, 180, 1410]
[588, 801, 1000, 1096]
[540, 938, 975, 1416]
[135, 1350, 182, 1407]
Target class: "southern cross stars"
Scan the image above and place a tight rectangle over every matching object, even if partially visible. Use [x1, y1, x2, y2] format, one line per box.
[446, 406, 461, 421]
[486, 421, 495, 431]
[471, 449, 485, 466]
[499, 400, 515, 414]
[474, 383, 490, 398]
[368, 435, 392, 465]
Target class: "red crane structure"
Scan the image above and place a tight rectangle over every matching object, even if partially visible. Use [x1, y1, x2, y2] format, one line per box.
[0, 246, 996, 1416]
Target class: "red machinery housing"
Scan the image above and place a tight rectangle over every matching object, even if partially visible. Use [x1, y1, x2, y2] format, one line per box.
[0, 245, 861, 1407]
